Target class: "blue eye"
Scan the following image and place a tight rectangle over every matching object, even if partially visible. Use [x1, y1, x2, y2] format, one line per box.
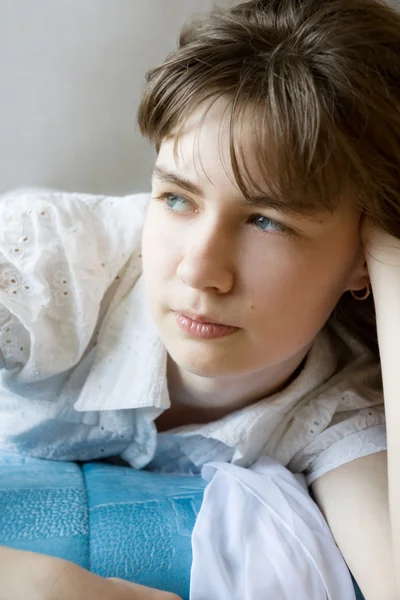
[250, 214, 288, 234]
[164, 193, 191, 212]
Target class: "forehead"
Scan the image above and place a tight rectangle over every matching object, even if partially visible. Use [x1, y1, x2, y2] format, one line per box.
[157, 106, 293, 214]
[156, 101, 322, 219]
[163, 97, 251, 168]
[155, 97, 359, 223]
[159, 97, 278, 203]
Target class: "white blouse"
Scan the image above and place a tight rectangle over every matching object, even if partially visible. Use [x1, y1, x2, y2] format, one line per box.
[0, 190, 386, 483]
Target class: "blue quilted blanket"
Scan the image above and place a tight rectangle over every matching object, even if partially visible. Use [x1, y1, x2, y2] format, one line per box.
[0, 452, 364, 600]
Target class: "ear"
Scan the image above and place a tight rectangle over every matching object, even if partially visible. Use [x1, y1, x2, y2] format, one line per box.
[343, 248, 370, 293]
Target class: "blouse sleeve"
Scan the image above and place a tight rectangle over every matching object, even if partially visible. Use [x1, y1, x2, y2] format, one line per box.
[0, 190, 148, 385]
[290, 419, 387, 485]
[280, 320, 387, 485]
[286, 373, 386, 485]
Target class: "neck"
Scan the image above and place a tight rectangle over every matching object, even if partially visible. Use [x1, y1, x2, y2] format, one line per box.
[156, 348, 309, 432]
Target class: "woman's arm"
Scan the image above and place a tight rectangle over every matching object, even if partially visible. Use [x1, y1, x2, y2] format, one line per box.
[362, 223, 400, 596]
[315, 222, 400, 598]
[310, 222, 400, 599]
[311, 452, 396, 600]
[0, 545, 181, 600]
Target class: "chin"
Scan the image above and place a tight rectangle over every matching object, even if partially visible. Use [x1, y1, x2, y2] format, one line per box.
[168, 345, 236, 379]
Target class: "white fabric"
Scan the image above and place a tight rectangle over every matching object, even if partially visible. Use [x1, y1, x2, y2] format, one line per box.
[0, 190, 386, 482]
[190, 457, 356, 600]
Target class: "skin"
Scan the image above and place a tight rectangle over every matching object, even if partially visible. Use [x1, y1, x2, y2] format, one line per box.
[311, 221, 400, 600]
[0, 546, 181, 600]
[141, 97, 369, 425]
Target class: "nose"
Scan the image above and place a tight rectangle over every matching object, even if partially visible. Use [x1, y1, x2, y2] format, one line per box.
[176, 220, 235, 294]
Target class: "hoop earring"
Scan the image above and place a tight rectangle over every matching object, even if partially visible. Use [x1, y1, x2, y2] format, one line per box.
[351, 280, 371, 301]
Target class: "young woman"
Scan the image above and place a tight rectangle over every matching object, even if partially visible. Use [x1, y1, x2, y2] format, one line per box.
[0, 0, 399, 598]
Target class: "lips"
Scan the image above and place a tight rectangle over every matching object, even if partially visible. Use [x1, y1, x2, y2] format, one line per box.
[175, 309, 233, 327]
[173, 310, 238, 340]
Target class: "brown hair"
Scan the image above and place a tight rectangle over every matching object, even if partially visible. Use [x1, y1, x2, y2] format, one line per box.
[138, 0, 400, 358]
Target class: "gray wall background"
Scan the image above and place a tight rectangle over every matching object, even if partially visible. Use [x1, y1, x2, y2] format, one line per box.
[0, 0, 398, 195]
[0, 0, 238, 195]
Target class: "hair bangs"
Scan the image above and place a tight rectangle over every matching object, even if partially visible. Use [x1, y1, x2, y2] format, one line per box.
[140, 45, 354, 219]
[225, 75, 352, 216]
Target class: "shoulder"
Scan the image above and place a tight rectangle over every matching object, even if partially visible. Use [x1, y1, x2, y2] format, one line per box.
[285, 320, 385, 483]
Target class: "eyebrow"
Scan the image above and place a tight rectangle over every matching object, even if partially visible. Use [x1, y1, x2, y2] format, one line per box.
[153, 166, 202, 197]
[152, 165, 313, 215]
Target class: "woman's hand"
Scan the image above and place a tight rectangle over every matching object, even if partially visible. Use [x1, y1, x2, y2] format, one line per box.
[361, 216, 400, 272]
[361, 216, 400, 307]
[0, 546, 181, 600]
[45, 564, 182, 600]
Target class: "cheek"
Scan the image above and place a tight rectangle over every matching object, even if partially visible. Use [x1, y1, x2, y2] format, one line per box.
[242, 239, 305, 297]
[141, 207, 179, 284]
[243, 240, 349, 325]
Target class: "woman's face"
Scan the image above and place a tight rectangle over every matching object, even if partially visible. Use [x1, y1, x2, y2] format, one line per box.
[141, 99, 368, 379]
